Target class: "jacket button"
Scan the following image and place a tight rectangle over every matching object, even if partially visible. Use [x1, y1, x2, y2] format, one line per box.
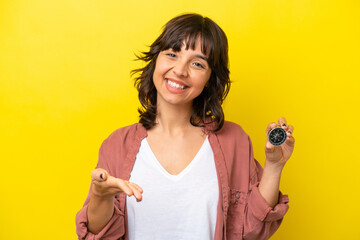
[235, 193, 240, 199]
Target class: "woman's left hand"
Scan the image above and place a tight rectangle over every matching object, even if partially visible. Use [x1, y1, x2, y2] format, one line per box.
[265, 117, 295, 166]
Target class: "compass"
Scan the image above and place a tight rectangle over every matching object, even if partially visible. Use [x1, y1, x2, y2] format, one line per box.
[268, 127, 287, 146]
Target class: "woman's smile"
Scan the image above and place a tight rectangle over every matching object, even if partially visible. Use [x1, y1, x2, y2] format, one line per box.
[166, 79, 188, 90]
[164, 78, 190, 94]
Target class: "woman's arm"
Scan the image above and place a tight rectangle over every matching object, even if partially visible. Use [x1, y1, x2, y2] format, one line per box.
[258, 161, 285, 208]
[259, 117, 295, 208]
[87, 192, 115, 234]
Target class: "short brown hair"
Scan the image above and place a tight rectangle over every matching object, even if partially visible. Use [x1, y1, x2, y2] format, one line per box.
[132, 13, 230, 131]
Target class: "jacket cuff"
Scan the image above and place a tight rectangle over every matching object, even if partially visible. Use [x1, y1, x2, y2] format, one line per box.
[248, 184, 289, 222]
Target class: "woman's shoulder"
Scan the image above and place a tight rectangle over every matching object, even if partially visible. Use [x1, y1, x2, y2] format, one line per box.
[102, 122, 146, 146]
[216, 120, 250, 140]
[97, 123, 146, 176]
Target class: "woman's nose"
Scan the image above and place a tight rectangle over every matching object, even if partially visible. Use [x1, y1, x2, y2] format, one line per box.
[172, 60, 188, 78]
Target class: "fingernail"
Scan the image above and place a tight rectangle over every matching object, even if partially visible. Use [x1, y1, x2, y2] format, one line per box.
[287, 131, 292, 134]
[100, 173, 103, 179]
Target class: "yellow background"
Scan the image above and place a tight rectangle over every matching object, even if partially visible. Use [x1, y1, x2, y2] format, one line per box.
[1, 0, 359, 239]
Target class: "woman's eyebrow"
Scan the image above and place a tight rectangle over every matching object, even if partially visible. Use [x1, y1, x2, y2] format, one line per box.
[195, 54, 208, 61]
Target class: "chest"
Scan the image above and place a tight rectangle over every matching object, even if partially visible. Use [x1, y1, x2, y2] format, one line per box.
[126, 137, 219, 239]
[146, 134, 207, 175]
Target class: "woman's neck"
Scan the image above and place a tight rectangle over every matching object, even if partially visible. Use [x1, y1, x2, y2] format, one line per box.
[152, 101, 194, 137]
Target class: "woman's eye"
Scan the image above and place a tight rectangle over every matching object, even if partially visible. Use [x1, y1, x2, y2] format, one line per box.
[193, 62, 205, 69]
[166, 53, 176, 58]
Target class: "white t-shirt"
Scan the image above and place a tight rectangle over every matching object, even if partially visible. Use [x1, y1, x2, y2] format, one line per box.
[126, 137, 219, 240]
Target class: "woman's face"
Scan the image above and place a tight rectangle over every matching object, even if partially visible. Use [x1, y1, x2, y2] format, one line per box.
[153, 37, 212, 108]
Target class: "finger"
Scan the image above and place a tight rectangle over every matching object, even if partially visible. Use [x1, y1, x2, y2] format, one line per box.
[266, 122, 278, 135]
[117, 180, 134, 196]
[91, 168, 109, 182]
[286, 125, 294, 135]
[104, 176, 128, 189]
[129, 182, 143, 193]
[286, 135, 295, 145]
[278, 117, 287, 128]
[128, 183, 143, 201]
[265, 141, 275, 152]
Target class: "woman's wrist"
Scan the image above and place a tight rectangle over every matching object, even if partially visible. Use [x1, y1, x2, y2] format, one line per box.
[264, 159, 286, 173]
[91, 184, 116, 200]
[89, 189, 114, 212]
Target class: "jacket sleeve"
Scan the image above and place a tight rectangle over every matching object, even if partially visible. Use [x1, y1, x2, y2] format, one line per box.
[75, 138, 126, 240]
[243, 159, 289, 240]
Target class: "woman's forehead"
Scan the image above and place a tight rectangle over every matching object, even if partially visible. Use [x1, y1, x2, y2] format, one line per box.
[167, 34, 210, 57]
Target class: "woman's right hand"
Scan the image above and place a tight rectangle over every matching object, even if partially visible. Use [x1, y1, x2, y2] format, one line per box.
[90, 168, 143, 201]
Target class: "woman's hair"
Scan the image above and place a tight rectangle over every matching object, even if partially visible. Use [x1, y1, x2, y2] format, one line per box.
[132, 13, 230, 132]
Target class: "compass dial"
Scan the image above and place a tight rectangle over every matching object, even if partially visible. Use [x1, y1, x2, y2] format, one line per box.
[268, 127, 287, 146]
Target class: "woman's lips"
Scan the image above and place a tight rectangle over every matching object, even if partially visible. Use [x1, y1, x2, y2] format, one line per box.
[166, 79, 187, 89]
[165, 78, 189, 93]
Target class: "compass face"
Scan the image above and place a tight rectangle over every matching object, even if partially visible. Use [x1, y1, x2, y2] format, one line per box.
[268, 127, 287, 146]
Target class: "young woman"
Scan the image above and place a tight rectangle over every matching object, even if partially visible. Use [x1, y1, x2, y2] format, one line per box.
[76, 13, 295, 240]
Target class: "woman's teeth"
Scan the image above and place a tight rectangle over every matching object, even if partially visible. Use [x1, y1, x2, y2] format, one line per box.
[167, 79, 186, 89]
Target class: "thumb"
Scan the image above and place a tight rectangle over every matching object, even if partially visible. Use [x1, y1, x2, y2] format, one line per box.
[265, 141, 275, 153]
[91, 168, 109, 182]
